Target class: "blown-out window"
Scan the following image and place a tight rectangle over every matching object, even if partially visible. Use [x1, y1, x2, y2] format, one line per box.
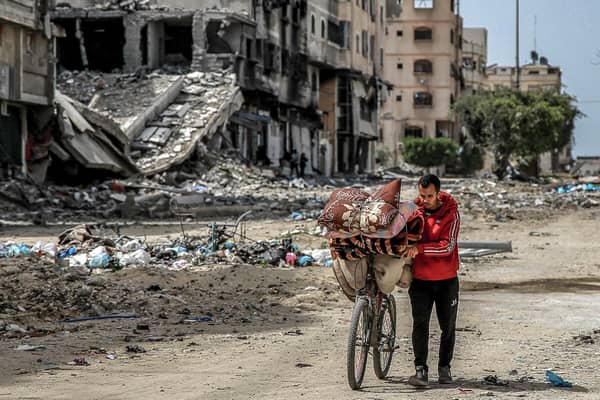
[414, 92, 433, 106]
[414, 59, 433, 73]
[414, 27, 432, 40]
[405, 126, 424, 138]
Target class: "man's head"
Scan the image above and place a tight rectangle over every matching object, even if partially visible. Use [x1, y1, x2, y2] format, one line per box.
[418, 174, 441, 210]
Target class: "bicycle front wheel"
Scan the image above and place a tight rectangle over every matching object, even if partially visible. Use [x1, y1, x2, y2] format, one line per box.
[347, 297, 370, 390]
[373, 294, 396, 379]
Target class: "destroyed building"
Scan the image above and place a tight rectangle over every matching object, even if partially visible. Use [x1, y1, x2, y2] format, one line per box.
[49, 0, 389, 177]
[0, 0, 56, 181]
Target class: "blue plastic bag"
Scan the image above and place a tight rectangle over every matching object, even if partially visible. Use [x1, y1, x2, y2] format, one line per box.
[58, 246, 77, 258]
[298, 255, 313, 267]
[545, 370, 572, 387]
[88, 254, 112, 269]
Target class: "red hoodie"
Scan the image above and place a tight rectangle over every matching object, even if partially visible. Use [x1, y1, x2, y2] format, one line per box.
[413, 191, 460, 281]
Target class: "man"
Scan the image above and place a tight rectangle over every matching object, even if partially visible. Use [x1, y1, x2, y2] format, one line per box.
[299, 152, 308, 178]
[405, 174, 460, 387]
[289, 150, 299, 178]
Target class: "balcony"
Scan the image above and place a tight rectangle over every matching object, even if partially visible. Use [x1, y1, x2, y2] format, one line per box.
[307, 39, 339, 68]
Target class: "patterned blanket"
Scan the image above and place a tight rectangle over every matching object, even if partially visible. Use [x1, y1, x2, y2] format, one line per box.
[329, 214, 424, 260]
[317, 179, 425, 260]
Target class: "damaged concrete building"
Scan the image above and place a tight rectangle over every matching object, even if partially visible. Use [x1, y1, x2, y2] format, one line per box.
[313, 0, 388, 174]
[0, 0, 55, 180]
[49, 0, 390, 177]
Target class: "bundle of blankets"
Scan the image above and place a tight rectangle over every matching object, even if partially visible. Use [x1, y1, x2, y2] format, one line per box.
[317, 179, 424, 298]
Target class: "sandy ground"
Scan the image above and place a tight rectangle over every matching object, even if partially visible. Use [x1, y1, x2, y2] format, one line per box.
[1, 207, 599, 399]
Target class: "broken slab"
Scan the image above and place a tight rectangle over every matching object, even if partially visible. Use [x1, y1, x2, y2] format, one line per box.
[55, 93, 139, 176]
[55, 92, 95, 134]
[124, 76, 185, 143]
[133, 71, 243, 175]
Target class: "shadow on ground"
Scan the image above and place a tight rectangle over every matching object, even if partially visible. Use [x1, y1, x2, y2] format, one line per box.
[463, 277, 600, 293]
[357, 376, 588, 395]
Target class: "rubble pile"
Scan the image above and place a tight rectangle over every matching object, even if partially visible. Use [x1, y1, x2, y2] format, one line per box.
[58, 70, 121, 106]
[0, 223, 333, 324]
[0, 223, 332, 273]
[0, 180, 122, 222]
[58, 70, 180, 124]
[448, 179, 600, 222]
[132, 71, 242, 174]
[54, 0, 165, 12]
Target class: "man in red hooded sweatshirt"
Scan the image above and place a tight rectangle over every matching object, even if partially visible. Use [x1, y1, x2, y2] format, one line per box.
[405, 174, 460, 387]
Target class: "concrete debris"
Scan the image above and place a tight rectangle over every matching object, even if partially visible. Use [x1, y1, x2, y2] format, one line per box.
[58, 69, 242, 176]
[55, 91, 139, 176]
[2, 165, 599, 224]
[54, 0, 164, 12]
[132, 71, 242, 175]
[0, 221, 335, 326]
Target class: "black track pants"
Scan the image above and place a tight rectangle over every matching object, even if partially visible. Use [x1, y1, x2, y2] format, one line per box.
[409, 277, 459, 370]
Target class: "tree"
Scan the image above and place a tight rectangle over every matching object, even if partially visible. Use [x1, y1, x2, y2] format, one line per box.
[402, 137, 459, 170]
[452, 89, 582, 178]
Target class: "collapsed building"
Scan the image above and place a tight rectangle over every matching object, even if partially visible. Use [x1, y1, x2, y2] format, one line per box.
[48, 0, 388, 177]
[0, 0, 56, 181]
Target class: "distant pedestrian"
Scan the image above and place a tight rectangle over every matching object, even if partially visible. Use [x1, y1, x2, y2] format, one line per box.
[290, 150, 299, 178]
[299, 152, 308, 178]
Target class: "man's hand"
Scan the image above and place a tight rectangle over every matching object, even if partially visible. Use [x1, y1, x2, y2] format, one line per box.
[406, 246, 419, 258]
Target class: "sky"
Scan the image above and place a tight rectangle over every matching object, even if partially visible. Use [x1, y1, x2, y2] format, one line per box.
[460, 0, 600, 157]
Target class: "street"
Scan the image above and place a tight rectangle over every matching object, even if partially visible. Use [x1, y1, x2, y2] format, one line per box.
[1, 204, 599, 399]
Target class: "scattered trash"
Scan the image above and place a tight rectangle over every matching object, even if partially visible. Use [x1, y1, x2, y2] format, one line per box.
[483, 375, 509, 386]
[298, 255, 313, 267]
[5, 324, 27, 334]
[285, 252, 297, 266]
[182, 317, 213, 323]
[68, 358, 90, 366]
[15, 344, 47, 351]
[545, 370, 573, 387]
[573, 334, 594, 344]
[126, 345, 146, 353]
[58, 314, 141, 323]
[118, 249, 151, 267]
[295, 362, 313, 368]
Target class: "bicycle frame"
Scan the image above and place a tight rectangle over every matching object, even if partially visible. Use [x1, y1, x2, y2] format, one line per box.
[354, 256, 388, 344]
[347, 255, 397, 389]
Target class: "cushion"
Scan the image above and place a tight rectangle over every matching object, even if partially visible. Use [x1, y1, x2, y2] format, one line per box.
[318, 179, 415, 239]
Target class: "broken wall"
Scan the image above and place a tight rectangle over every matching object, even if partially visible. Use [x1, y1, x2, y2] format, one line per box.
[146, 20, 164, 68]
[156, 0, 252, 14]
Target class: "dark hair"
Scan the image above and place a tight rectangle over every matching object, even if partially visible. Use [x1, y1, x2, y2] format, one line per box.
[418, 174, 441, 192]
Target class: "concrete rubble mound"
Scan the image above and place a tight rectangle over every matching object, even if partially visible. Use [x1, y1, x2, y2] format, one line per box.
[56, 69, 243, 176]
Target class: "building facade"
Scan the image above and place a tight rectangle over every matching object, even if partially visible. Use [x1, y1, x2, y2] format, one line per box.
[484, 58, 566, 172]
[461, 27, 486, 94]
[51, 0, 388, 176]
[0, 0, 55, 177]
[381, 0, 462, 165]
[485, 61, 561, 92]
[316, 0, 386, 174]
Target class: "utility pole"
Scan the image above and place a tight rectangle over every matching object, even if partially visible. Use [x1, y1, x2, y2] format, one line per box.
[515, 0, 520, 89]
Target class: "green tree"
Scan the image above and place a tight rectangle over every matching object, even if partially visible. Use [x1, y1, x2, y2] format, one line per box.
[402, 137, 459, 170]
[453, 89, 582, 178]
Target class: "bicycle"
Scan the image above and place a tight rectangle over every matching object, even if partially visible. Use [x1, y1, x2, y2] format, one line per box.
[347, 255, 397, 390]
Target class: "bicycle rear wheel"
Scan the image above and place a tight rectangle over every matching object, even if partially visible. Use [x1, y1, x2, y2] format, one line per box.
[347, 297, 370, 390]
[373, 294, 396, 379]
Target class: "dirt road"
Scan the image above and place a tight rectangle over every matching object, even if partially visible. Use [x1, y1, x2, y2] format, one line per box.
[1, 208, 599, 399]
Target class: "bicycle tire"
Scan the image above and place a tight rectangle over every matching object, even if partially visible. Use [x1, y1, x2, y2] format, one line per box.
[347, 297, 370, 390]
[373, 294, 396, 379]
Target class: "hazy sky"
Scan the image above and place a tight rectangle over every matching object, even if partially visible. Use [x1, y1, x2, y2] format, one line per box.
[461, 0, 600, 157]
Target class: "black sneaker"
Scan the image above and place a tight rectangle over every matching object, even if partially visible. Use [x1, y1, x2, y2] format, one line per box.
[408, 365, 428, 387]
[438, 365, 453, 384]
